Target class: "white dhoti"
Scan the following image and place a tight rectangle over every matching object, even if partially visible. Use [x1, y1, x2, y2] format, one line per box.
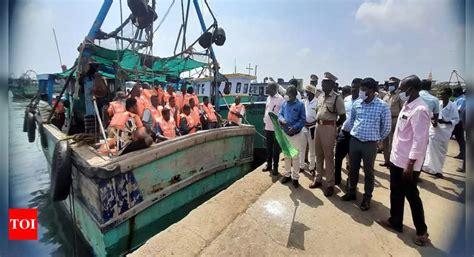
[284, 131, 304, 180]
[299, 126, 316, 170]
[423, 123, 455, 175]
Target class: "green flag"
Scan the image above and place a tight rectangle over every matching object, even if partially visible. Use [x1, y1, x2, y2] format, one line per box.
[268, 112, 299, 158]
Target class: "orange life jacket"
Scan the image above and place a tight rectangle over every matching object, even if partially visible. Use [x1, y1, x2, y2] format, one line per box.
[175, 92, 185, 110]
[142, 89, 156, 102]
[148, 105, 163, 127]
[135, 96, 146, 118]
[107, 100, 126, 117]
[183, 93, 200, 108]
[109, 111, 144, 130]
[191, 106, 201, 126]
[157, 117, 176, 139]
[227, 103, 245, 124]
[201, 103, 217, 122]
[162, 92, 176, 105]
[52, 100, 66, 114]
[180, 113, 196, 134]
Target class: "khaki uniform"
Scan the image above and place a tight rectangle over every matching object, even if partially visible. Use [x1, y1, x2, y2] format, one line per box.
[314, 90, 345, 186]
[382, 92, 403, 163]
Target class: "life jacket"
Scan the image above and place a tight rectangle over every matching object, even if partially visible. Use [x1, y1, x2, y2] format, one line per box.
[201, 103, 217, 122]
[183, 93, 200, 108]
[147, 105, 163, 127]
[155, 88, 165, 105]
[165, 104, 180, 126]
[141, 89, 156, 103]
[162, 92, 176, 105]
[52, 99, 66, 114]
[180, 113, 196, 134]
[107, 100, 126, 117]
[227, 103, 245, 124]
[109, 111, 144, 130]
[175, 92, 185, 110]
[191, 106, 201, 126]
[157, 117, 177, 139]
[135, 96, 146, 118]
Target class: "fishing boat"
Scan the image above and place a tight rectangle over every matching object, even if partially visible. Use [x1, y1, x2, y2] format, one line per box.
[23, 0, 255, 256]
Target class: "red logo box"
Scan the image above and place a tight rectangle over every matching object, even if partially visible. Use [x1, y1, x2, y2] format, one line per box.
[9, 208, 38, 240]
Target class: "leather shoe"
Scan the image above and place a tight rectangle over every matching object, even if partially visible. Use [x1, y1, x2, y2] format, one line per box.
[271, 169, 279, 176]
[324, 186, 334, 197]
[341, 193, 356, 201]
[281, 176, 291, 184]
[376, 219, 403, 233]
[379, 162, 390, 167]
[360, 195, 371, 211]
[299, 168, 305, 173]
[262, 165, 271, 172]
[292, 179, 299, 188]
[309, 181, 322, 189]
[434, 173, 444, 179]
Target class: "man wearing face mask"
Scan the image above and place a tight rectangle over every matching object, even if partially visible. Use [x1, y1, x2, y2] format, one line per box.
[334, 78, 362, 186]
[309, 72, 346, 197]
[341, 78, 391, 211]
[263, 82, 285, 175]
[377, 75, 430, 246]
[299, 83, 318, 176]
[279, 85, 306, 188]
[380, 77, 404, 167]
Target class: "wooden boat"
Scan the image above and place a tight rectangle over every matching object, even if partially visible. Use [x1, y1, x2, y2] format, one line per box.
[39, 122, 254, 256]
[24, 0, 256, 255]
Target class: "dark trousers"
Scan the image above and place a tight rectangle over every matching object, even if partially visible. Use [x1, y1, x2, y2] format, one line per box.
[334, 130, 351, 184]
[265, 130, 281, 170]
[348, 137, 377, 197]
[452, 123, 465, 157]
[389, 164, 427, 235]
[120, 139, 149, 155]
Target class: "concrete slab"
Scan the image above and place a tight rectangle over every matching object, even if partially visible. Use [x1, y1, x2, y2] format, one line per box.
[131, 140, 465, 257]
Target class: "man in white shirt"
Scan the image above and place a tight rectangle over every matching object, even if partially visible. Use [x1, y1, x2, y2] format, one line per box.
[299, 83, 318, 175]
[263, 82, 285, 175]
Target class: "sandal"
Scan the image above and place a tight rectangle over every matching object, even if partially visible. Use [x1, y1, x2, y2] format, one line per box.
[414, 233, 430, 246]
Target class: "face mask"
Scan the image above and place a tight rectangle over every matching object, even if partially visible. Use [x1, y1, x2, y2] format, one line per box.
[389, 86, 395, 92]
[284, 95, 290, 101]
[359, 90, 368, 101]
[399, 91, 409, 102]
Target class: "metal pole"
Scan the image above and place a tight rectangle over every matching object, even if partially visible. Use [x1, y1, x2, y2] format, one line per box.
[52, 28, 63, 67]
[119, 0, 124, 49]
[93, 96, 112, 157]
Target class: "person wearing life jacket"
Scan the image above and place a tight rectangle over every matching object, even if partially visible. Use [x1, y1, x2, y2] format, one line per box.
[142, 95, 163, 133]
[130, 83, 146, 118]
[155, 107, 179, 141]
[165, 96, 180, 126]
[227, 96, 246, 125]
[107, 91, 127, 118]
[175, 83, 187, 111]
[189, 98, 202, 129]
[141, 82, 156, 105]
[200, 96, 219, 129]
[51, 95, 66, 130]
[183, 86, 200, 108]
[106, 98, 153, 155]
[162, 85, 176, 105]
[179, 104, 197, 135]
[153, 81, 165, 106]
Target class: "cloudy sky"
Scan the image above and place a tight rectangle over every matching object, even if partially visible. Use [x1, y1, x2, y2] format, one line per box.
[9, 0, 465, 87]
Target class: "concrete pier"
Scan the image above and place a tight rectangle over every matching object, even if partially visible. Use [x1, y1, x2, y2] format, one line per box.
[130, 140, 465, 257]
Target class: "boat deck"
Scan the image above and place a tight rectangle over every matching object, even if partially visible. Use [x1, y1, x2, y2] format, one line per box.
[129, 140, 466, 257]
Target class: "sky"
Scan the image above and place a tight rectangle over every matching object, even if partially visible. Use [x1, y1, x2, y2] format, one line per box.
[8, 0, 466, 87]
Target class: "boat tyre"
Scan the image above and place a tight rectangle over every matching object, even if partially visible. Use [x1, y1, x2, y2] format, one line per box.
[50, 140, 72, 201]
[38, 123, 48, 149]
[27, 111, 36, 143]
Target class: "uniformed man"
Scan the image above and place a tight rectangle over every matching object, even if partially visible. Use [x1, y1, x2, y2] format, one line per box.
[380, 77, 403, 167]
[309, 72, 346, 197]
[299, 83, 318, 175]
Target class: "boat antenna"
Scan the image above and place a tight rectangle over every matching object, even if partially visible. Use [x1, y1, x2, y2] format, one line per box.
[52, 28, 63, 68]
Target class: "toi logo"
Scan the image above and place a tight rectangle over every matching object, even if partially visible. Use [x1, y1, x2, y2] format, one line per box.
[9, 208, 38, 240]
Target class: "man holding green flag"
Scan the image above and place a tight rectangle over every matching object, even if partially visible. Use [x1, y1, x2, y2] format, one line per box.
[275, 85, 306, 188]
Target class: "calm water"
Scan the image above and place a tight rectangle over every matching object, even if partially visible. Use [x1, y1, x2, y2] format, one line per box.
[8, 94, 92, 257]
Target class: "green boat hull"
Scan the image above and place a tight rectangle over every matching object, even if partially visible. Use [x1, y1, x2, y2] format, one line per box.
[39, 122, 255, 256]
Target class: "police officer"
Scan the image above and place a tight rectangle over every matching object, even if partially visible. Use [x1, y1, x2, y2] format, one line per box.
[309, 72, 346, 197]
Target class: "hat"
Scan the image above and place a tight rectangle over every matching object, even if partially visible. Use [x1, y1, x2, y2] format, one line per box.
[310, 74, 318, 82]
[322, 72, 338, 82]
[304, 84, 317, 94]
[388, 77, 400, 84]
[360, 77, 379, 90]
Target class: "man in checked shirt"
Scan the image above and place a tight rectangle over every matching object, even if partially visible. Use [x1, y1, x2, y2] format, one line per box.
[341, 77, 391, 211]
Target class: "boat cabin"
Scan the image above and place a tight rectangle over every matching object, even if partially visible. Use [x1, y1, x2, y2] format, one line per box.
[192, 73, 256, 98]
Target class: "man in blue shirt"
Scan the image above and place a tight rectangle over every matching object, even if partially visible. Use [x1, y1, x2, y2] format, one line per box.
[278, 85, 306, 188]
[341, 77, 391, 211]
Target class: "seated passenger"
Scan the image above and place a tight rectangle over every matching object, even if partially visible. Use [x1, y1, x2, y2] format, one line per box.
[227, 96, 245, 126]
[200, 96, 219, 129]
[189, 98, 202, 130]
[107, 91, 126, 118]
[179, 104, 198, 135]
[107, 98, 153, 155]
[142, 95, 163, 133]
[165, 96, 180, 126]
[155, 107, 179, 141]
